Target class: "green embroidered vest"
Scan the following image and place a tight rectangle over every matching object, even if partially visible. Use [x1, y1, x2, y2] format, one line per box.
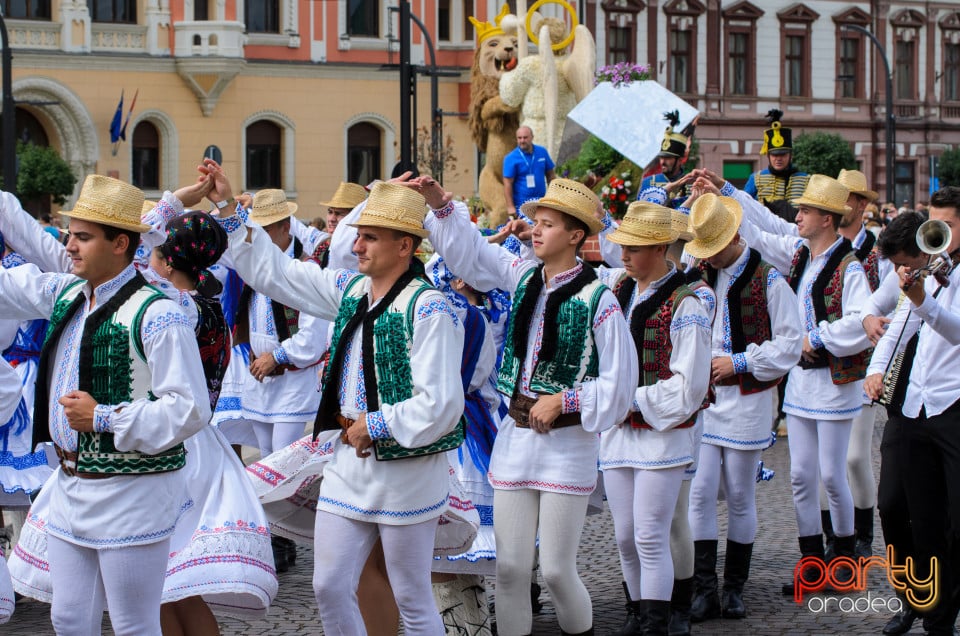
[323, 275, 465, 461]
[497, 267, 605, 397]
[46, 279, 187, 475]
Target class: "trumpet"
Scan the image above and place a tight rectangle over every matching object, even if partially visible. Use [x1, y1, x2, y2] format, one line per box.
[904, 219, 955, 289]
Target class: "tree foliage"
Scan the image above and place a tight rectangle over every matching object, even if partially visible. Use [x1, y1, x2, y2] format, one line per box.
[938, 147, 960, 188]
[792, 132, 858, 178]
[15, 142, 77, 205]
[559, 135, 626, 181]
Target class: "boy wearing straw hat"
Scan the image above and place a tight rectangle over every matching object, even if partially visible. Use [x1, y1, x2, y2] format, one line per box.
[0, 176, 212, 635]
[683, 194, 803, 623]
[202, 160, 464, 635]
[310, 182, 368, 267]
[591, 201, 711, 636]
[425, 176, 637, 636]
[702, 173, 873, 593]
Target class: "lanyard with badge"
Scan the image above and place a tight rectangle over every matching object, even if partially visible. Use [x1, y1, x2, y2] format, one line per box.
[522, 150, 536, 189]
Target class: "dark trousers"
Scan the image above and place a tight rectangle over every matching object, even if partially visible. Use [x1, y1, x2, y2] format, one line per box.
[877, 415, 915, 565]
[901, 399, 960, 634]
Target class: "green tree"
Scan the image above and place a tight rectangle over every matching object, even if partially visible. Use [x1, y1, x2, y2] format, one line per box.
[558, 135, 625, 181]
[15, 142, 77, 206]
[792, 132, 858, 178]
[938, 147, 960, 188]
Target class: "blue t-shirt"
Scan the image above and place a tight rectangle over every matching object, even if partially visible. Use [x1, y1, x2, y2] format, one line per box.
[502, 145, 554, 208]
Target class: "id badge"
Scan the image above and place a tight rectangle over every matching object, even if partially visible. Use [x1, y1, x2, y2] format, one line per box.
[525, 174, 536, 188]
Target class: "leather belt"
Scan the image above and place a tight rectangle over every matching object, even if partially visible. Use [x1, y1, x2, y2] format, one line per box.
[798, 356, 829, 370]
[629, 413, 696, 430]
[715, 376, 739, 387]
[54, 445, 111, 480]
[335, 414, 355, 443]
[508, 393, 582, 430]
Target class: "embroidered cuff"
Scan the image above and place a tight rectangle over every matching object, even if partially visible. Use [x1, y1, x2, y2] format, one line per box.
[272, 347, 290, 366]
[236, 202, 250, 224]
[638, 186, 667, 205]
[153, 197, 179, 224]
[93, 404, 113, 433]
[366, 411, 391, 440]
[561, 388, 581, 414]
[732, 353, 748, 374]
[433, 201, 456, 219]
[808, 328, 824, 350]
[720, 181, 736, 197]
[676, 206, 691, 216]
[218, 214, 243, 234]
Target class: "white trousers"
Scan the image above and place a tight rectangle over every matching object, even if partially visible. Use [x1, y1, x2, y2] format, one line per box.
[788, 415, 854, 537]
[847, 403, 878, 509]
[252, 420, 307, 457]
[312, 510, 444, 636]
[689, 444, 762, 544]
[493, 488, 592, 635]
[47, 535, 170, 636]
[605, 466, 686, 601]
[670, 480, 694, 579]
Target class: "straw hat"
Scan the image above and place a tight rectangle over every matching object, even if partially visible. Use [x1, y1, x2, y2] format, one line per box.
[791, 175, 852, 216]
[520, 178, 604, 235]
[606, 201, 679, 246]
[321, 182, 368, 210]
[141, 201, 157, 216]
[836, 169, 878, 202]
[59, 175, 150, 233]
[685, 194, 744, 259]
[349, 182, 429, 238]
[249, 189, 298, 227]
[672, 210, 694, 242]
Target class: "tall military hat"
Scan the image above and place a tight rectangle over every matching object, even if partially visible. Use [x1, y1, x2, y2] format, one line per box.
[759, 108, 793, 156]
[658, 110, 688, 159]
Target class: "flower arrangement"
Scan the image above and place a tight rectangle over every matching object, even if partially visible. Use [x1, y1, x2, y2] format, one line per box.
[600, 172, 632, 218]
[595, 62, 651, 87]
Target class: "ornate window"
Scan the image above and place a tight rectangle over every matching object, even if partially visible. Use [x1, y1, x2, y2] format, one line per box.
[941, 12, 960, 103]
[1, 0, 51, 19]
[891, 9, 923, 101]
[90, 0, 137, 24]
[347, 122, 382, 186]
[833, 7, 869, 100]
[131, 122, 160, 191]
[246, 120, 282, 190]
[602, 0, 644, 66]
[348, 0, 379, 37]
[722, 2, 762, 97]
[664, 0, 704, 95]
[247, 0, 280, 33]
[778, 4, 818, 99]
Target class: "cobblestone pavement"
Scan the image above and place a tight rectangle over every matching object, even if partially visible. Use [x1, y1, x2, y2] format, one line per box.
[8, 412, 919, 634]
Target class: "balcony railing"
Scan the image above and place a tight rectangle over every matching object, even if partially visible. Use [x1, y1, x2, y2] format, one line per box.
[5, 18, 60, 50]
[173, 21, 246, 58]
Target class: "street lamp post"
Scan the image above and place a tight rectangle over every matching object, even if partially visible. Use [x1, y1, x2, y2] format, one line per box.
[1, 11, 17, 196]
[842, 24, 895, 204]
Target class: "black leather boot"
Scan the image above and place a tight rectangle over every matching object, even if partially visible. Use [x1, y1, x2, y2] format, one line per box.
[667, 577, 693, 636]
[854, 507, 874, 560]
[821, 509, 836, 561]
[832, 534, 857, 588]
[721, 541, 752, 619]
[271, 536, 289, 573]
[613, 581, 643, 636]
[782, 534, 825, 596]
[882, 596, 918, 635]
[560, 629, 594, 635]
[690, 540, 721, 622]
[640, 599, 671, 636]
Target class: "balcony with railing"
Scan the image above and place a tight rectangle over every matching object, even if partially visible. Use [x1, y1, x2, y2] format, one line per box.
[173, 21, 247, 58]
[5, 18, 60, 50]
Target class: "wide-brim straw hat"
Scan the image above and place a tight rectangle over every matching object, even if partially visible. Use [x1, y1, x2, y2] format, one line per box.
[672, 210, 694, 242]
[607, 201, 679, 246]
[321, 182, 368, 210]
[520, 178, 605, 235]
[836, 169, 879, 202]
[349, 182, 429, 238]
[249, 189, 298, 227]
[59, 174, 150, 233]
[791, 174, 852, 216]
[685, 194, 744, 259]
[142, 201, 157, 216]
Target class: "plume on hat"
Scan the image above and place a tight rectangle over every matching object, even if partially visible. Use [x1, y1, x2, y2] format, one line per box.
[766, 108, 784, 124]
[663, 110, 681, 131]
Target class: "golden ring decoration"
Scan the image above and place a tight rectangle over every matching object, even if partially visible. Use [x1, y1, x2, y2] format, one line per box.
[525, 0, 579, 51]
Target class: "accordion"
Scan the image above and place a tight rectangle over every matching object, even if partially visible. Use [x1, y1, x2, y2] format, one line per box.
[877, 350, 905, 406]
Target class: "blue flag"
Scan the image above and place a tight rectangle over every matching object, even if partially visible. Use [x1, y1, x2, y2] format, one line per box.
[109, 90, 124, 143]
